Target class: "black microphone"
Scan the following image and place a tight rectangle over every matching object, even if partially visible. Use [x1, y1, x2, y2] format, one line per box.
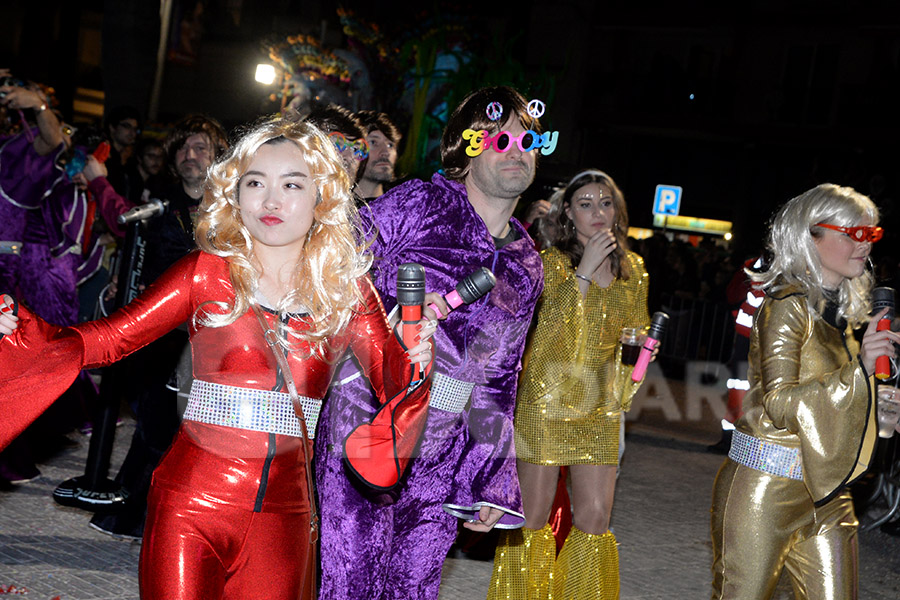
[873, 287, 895, 380]
[631, 311, 669, 382]
[397, 264, 426, 381]
[427, 267, 496, 318]
[117, 199, 168, 225]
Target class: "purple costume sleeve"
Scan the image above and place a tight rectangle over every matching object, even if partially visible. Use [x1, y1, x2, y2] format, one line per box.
[0, 130, 87, 261]
[0, 131, 101, 320]
[0, 130, 67, 212]
[362, 174, 543, 523]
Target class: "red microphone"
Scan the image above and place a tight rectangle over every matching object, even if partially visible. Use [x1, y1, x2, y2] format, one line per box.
[397, 263, 426, 381]
[873, 287, 895, 381]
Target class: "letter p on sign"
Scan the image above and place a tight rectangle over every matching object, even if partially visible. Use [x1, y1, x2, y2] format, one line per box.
[653, 185, 682, 216]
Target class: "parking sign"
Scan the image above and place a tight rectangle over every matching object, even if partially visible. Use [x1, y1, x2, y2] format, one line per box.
[653, 185, 682, 216]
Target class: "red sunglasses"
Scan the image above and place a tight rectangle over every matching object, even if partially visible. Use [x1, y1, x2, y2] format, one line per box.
[814, 223, 883, 243]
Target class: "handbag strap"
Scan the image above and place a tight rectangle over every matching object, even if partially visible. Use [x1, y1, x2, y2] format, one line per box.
[250, 302, 318, 543]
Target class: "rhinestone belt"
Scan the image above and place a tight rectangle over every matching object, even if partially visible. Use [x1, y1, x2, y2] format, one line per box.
[183, 379, 321, 439]
[729, 429, 803, 480]
[429, 373, 475, 413]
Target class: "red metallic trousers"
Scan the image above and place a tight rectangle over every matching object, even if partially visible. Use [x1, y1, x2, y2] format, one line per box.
[139, 421, 315, 600]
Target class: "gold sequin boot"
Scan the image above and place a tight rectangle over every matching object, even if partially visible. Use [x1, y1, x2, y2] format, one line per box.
[552, 527, 619, 600]
[487, 524, 557, 600]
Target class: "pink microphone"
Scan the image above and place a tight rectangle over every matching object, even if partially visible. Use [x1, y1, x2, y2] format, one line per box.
[427, 267, 496, 318]
[631, 312, 669, 382]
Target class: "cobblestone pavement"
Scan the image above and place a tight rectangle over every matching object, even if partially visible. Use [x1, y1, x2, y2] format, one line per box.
[2, 378, 900, 598]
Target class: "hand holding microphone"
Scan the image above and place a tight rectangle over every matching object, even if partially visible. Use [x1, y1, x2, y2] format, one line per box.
[426, 267, 496, 319]
[397, 263, 426, 381]
[0, 294, 19, 339]
[863, 287, 899, 380]
[631, 311, 669, 382]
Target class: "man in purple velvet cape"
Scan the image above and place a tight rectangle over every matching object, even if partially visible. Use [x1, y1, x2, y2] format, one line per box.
[315, 87, 545, 599]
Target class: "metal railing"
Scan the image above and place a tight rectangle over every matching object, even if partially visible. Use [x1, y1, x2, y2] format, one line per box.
[658, 293, 735, 365]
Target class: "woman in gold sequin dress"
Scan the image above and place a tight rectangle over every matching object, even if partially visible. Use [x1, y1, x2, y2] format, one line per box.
[710, 184, 899, 599]
[488, 170, 649, 600]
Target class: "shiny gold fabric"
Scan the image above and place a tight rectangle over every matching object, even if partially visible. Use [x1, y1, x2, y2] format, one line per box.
[734, 287, 876, 503]
[711, 460, 859, 600]
[711, 285, 876, 599]
[487, 524, 556, 600]
[488, 525, 619, 600]
[515, 247, 649, 465]
[553, 527, 619, 600]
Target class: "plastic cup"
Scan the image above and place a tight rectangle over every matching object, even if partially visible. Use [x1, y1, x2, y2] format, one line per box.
[620, 327, 642, 366]
[876, 385, 900, 439]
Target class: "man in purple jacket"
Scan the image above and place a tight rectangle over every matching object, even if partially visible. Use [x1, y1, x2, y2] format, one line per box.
[316, 86, 545, 599]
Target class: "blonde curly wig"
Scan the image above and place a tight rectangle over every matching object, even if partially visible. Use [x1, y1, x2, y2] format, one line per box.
[194, 117, 372, 356]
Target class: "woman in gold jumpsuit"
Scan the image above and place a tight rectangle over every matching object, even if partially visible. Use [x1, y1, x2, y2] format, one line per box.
[710, 183, 899, 599]
[488, 170, 649, 600]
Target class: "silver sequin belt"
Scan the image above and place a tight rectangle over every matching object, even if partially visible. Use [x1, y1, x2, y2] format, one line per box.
[428, 373, 475, 413]
[729, 429, 803, 480]
[182, 379, 321, 438]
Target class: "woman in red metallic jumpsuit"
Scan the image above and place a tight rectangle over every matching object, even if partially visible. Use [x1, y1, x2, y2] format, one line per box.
[0, 118, 433, 600]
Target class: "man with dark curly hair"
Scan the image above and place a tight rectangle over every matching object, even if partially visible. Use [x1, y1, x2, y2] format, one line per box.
[317, 86, 545, 600]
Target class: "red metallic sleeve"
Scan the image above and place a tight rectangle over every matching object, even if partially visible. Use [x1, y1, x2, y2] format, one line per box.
[75, 252, 200, 368]
[0, 252, 202, 449]
[346, 276, 400, 403]
[0, 304, 86, 449]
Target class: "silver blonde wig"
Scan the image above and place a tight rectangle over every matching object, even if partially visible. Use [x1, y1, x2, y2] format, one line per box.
[194, 117, 372, 356]
[753, 183, 878, 326]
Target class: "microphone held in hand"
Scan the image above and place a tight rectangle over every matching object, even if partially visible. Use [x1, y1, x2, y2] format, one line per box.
[428, 267, 496, 318]
[631, 311, 669, 382]
[117, 199, 169, 225]
[397, 263, 426, 381]
[873, 287, 895, 381]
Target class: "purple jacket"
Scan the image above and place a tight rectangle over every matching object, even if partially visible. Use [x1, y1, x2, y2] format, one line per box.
[0, 131, 105, 287]
[323, 174, 543, 522]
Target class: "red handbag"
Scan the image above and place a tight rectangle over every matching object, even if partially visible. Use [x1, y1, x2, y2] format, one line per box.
[343, 363, 432, 491]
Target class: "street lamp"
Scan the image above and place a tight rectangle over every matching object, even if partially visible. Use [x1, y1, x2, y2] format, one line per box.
[255, 63, 277, 85]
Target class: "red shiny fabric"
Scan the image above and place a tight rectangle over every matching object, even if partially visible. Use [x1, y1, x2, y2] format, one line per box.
[0, 251, 415, 599]
[549, 466, 572, 554]
[343, 366, 431, 490]
[141, 421, 315, 600]
[0, 306, 85, 448]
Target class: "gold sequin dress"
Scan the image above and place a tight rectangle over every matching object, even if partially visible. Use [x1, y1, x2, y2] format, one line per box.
[514, 246, 649, 466]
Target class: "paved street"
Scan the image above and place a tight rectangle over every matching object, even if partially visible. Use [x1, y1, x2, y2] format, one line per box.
[2, 370, 900, 598]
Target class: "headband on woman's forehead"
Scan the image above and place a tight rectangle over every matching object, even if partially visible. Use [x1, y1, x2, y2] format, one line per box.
[568, 169, 611, 187]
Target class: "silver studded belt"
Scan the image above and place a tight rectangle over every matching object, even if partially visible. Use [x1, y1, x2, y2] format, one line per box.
[183, 379, 321, 438]
[729, 429, 803, 480]
[429, 373, 475, 413]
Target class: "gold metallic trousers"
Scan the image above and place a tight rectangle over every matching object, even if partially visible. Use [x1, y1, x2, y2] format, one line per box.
[711, 459, 858, 600]
[488, 524, 619, 600]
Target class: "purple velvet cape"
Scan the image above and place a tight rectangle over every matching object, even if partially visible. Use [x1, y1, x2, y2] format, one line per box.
[0, 131, 105, 325]
[315, 174, 543, 600]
